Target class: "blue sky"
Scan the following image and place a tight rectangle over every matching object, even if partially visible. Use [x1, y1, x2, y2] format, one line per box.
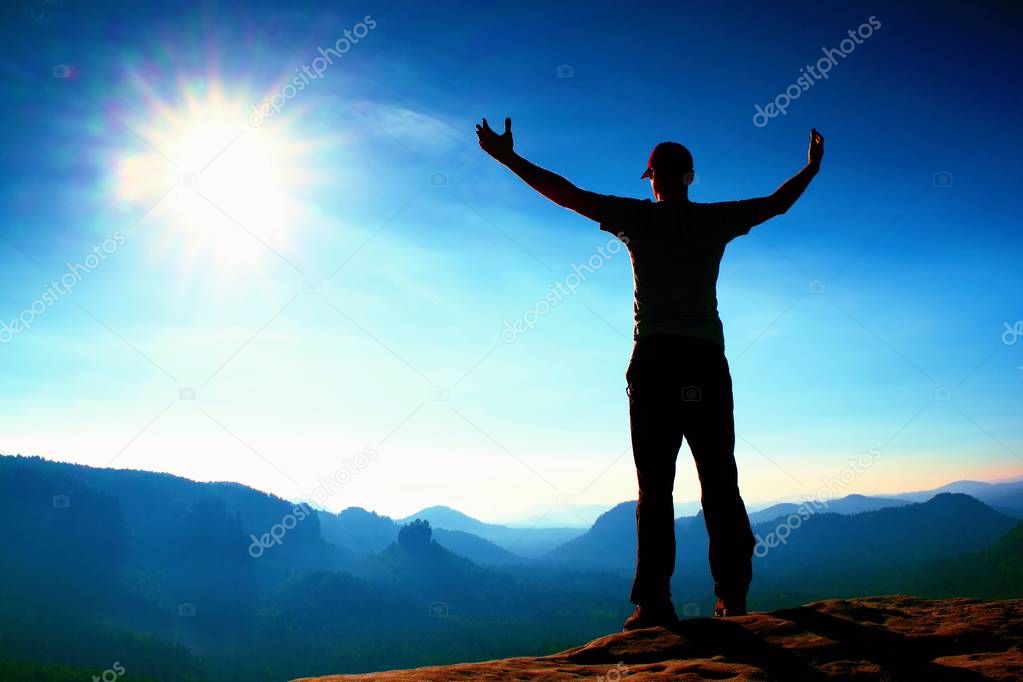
[1, 0, 1021, 524]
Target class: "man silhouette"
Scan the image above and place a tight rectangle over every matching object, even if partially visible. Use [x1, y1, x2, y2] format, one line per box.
[477, 117, 824, 630]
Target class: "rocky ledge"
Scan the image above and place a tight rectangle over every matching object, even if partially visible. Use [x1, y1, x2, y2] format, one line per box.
[295, 596, 1023, 681]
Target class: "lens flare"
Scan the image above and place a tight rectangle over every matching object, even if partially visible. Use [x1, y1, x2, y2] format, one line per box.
[113, 81, 316, 274]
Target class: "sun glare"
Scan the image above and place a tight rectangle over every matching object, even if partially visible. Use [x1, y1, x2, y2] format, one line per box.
[114, 84, 313, 273]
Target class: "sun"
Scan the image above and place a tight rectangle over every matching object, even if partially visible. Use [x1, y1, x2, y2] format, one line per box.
[113, 83, 314, 273]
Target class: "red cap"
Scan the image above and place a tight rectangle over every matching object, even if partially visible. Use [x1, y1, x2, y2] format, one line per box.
[641, 142, 694, 179]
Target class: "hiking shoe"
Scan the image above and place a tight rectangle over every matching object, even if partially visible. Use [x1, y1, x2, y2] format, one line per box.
[623, 602, 679, 631]
[714, 596, 747, 617]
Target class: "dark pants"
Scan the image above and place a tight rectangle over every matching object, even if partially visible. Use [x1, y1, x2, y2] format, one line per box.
[626, 334, 755, 606]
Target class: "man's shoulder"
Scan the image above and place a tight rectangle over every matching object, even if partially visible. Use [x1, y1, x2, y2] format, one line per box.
[600, 194, 654, 208]
[684, 199, 757, 241]
[596, 195, 655, 235]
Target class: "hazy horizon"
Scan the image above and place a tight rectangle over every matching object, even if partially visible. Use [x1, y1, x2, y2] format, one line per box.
[5, 451, 1020, 528]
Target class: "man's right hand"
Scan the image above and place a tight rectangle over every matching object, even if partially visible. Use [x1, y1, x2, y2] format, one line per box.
[745, 129, 824, 227]
[808, 128, 824, 169]
[476, 117, 515, 164]
[473, 118, 606, 222]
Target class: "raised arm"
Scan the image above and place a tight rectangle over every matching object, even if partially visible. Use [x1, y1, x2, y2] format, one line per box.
[476, 117, 605, 222]
[745, 129, 824, 228]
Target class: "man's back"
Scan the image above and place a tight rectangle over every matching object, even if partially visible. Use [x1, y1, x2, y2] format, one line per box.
[598, 197, 756, 348]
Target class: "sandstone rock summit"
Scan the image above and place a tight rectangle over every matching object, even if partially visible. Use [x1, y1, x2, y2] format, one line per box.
[295, 596, 1023, 681]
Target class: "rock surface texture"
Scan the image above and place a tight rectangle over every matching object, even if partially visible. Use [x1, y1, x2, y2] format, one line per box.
[295, 596, 1023, 681]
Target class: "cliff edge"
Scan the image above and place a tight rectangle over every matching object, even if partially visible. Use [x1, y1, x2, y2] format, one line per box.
[295, 596, 1023, 681]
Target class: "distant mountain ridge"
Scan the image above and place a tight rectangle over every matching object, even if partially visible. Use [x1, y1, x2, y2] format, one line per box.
[0, 455, 629, 680]
[3, 454, 1023, 682]
[396, 505, 584, 557]
[748, 492, 909, 524]
[318, 505, 525, 566]
[542, 492, 1019, 606]
[892, 479, 1023, 517]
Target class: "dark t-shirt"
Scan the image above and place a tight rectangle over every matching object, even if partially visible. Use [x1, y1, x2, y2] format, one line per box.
[596, 196, 755, 348]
